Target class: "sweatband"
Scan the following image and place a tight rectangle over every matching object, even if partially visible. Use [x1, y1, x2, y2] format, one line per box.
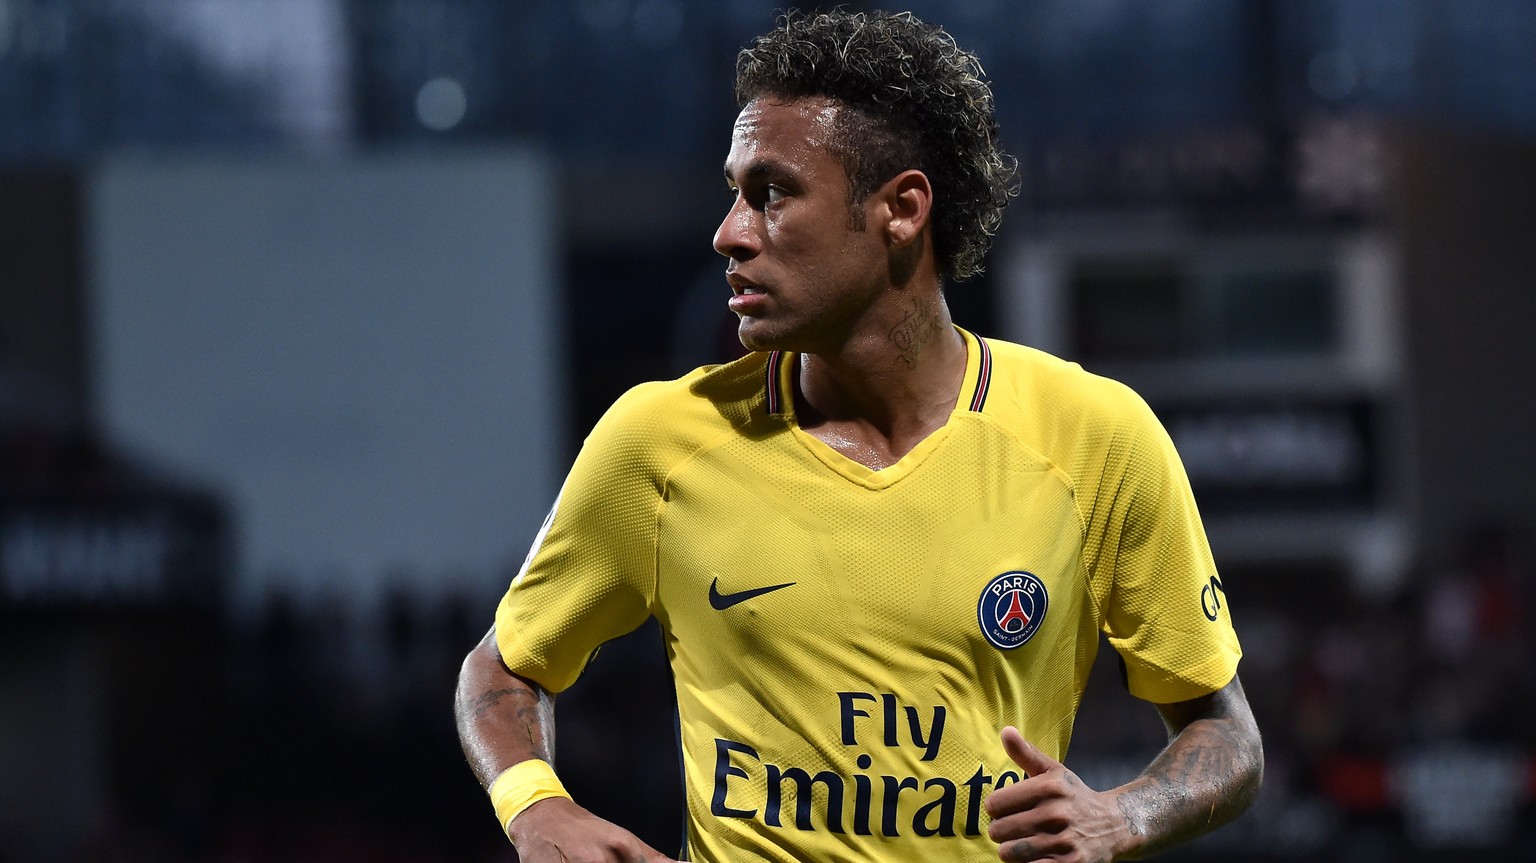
[488, 758, 573, 833]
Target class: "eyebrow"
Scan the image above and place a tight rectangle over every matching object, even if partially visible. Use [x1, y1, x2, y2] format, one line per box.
[723, 159, 789, 185]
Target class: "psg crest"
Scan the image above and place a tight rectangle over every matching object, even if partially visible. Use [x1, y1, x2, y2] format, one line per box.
[977, 571, 1048, 650]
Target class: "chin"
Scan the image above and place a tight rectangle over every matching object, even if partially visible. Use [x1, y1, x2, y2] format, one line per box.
[739, 316, 831, 356]
[735, 319, 781, 353]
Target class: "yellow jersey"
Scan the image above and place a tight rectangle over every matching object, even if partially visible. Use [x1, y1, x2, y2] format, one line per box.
[495, 328, 1241, 862]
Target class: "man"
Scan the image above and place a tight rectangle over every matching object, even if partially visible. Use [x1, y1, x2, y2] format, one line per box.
[456, 10, 1263, 863]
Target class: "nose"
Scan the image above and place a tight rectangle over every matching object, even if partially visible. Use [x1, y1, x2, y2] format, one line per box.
[712, 196, 759, 261]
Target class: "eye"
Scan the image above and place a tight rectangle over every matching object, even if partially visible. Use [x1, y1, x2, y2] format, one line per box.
[725, 180, 787, 210]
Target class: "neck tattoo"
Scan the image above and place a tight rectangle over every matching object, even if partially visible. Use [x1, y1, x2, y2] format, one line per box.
[888, 298, 942, 368]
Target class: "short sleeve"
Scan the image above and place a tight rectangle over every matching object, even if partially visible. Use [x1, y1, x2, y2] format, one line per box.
[494, 387, 667, 693]
[1089, 391, 1242, 704]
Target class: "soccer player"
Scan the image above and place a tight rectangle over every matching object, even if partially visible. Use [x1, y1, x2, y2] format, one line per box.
[456, 10, 1263, 862]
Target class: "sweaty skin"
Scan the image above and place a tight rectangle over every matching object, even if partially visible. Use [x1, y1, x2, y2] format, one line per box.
[716, 98, 966, 469]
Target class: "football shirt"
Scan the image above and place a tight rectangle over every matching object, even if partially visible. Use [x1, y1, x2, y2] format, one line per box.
[496, 328, 1241, 861]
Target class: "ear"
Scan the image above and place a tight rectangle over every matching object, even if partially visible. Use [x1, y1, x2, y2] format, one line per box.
[881, 170, 932, 248]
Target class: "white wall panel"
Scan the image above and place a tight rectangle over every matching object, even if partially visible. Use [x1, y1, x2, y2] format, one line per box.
[90, 151, 562, 610]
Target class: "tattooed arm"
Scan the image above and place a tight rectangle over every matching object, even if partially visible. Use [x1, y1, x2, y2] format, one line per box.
[984, 675, 1263, 862]
[1123, 675, 1265, 856]
[455, 627, 555, 787]
[455, 627, 678, 862]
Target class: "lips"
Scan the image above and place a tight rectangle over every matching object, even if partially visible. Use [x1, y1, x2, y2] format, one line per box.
[726, 272, 770, 314]
[726, 271, 764, 296]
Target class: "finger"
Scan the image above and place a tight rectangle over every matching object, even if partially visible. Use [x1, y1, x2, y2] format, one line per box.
[996, 834, 1059, 863]
[1000, 726, 1060, 778]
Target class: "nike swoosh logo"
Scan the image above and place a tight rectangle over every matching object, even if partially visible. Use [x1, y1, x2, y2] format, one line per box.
[708, 577, 797, 610]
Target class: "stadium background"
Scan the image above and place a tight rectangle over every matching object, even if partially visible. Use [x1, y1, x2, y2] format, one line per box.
[2, 0, 1534, 859]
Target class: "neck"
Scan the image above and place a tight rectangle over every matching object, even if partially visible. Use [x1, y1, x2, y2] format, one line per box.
[793, 293, 967, 465]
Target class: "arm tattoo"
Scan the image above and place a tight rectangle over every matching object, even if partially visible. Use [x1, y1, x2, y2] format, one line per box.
[472, 687, 528, 719]
[1119, 682, 1264, 856]
[473, 687, 552, 756]
[456, 649, 558, 788]
[1117, 795, 1145, 837]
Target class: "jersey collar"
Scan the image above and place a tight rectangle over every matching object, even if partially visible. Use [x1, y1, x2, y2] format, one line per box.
[762, 326, 992, 418]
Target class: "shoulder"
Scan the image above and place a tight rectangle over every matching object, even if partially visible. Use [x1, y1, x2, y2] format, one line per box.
[969, 335, 1178, 500]
[979, 337, 1157, 433]
[587, 352, 776, 454]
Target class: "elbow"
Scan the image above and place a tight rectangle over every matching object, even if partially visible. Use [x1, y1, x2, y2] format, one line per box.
[1233, 721, 1266, 815]
[454, 628, 502, 714]
[1249, 732, 1266, 792]
[1213, 674, 1266, 814]
[453, 648, 479, 723]
[453, 647, 479, 712]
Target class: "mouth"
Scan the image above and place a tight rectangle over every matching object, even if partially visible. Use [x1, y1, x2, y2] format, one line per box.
[726, 272, 763, 296]
[726, 273, 769, 314]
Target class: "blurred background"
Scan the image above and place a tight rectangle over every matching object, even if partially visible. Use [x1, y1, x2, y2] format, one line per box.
[2, 0, 1534, 860]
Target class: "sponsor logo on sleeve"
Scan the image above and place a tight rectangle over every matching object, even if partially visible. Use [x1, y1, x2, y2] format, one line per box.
[1200, 574, 1226, 621]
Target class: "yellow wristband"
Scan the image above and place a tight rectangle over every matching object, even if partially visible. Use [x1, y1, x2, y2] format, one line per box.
[488, 759, 572, 833]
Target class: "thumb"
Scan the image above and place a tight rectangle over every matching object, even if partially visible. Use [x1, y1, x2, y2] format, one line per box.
[1000, 726, 1060, 778]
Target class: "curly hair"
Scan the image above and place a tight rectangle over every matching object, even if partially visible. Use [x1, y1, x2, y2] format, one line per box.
[734, 9, 1018, 282]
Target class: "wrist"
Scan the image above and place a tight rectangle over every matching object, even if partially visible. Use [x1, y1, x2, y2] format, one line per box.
[488, 758, 573, 835]
[1104, 785, 1151, 861]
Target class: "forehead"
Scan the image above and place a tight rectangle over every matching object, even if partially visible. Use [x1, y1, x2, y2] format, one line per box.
[725, 97, 843, 172]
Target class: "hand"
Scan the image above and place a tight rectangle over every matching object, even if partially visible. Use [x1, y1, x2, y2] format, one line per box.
[507, 796, 682, 863]
[984, 726, 1133, 863]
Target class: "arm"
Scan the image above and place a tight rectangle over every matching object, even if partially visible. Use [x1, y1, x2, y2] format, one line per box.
[456, 626, 555, 787]
[984, 675, 1263, 862]
[1125, 675, 1264, 856]
[455, 627, 678, 862]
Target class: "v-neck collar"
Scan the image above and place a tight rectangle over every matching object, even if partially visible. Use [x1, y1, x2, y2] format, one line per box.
[761, 327, 993, 489]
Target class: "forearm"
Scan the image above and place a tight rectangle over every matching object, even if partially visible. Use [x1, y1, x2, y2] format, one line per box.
[1112, 681, 1264, 859]
[455, 627, 556, 789]
[454, 629, 675, 861]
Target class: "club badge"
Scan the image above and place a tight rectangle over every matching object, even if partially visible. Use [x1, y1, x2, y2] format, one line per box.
[977, 571, 1048, 650]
